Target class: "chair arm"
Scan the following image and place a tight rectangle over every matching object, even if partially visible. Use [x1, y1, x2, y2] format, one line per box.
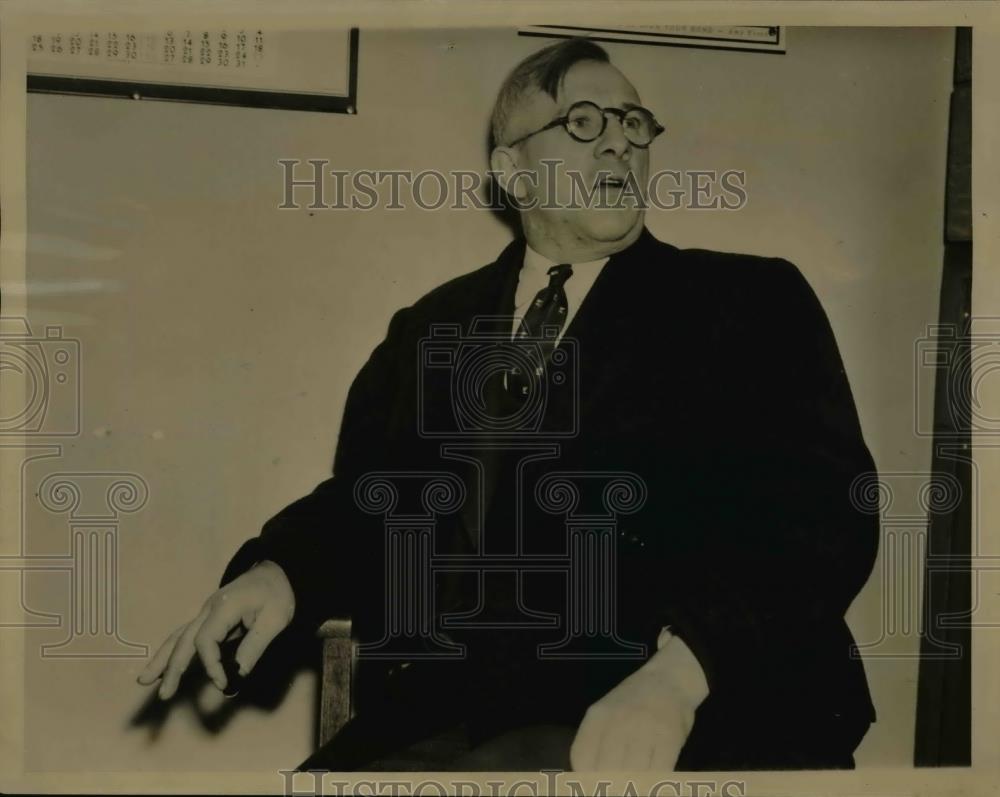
[317, 617, 356, 748]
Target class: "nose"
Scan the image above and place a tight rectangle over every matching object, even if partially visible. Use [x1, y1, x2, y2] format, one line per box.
[594, 112, 631, 160]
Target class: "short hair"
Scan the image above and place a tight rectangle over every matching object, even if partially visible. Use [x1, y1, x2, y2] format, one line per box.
[490, 38, 610, 149]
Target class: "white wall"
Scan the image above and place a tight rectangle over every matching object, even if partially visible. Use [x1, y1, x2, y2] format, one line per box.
[20, 26, 953, 771]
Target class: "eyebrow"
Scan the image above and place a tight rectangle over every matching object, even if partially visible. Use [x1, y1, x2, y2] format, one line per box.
[558, 100, 647, 114]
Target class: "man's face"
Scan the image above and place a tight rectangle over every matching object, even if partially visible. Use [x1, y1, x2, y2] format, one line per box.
[497, 59, 651, 252]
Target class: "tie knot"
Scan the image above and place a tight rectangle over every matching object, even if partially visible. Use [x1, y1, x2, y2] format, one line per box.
[547, 263, 573, 289]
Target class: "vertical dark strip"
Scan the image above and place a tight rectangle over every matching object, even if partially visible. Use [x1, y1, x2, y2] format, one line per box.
[347, 27, 360, 112]
[914, 26, 972, 768]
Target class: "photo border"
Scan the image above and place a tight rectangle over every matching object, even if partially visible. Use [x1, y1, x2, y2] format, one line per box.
[2, 2, 998, 794]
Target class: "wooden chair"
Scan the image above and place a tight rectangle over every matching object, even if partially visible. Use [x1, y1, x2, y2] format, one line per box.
[313, 618, 471, 768]
[316, 617, 357, 747]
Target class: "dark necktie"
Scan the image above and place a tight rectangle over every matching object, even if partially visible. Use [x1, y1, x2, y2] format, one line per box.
[508, 263, 573, 399]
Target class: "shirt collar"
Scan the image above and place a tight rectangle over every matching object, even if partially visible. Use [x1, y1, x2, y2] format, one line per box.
[522, 244, 609, 276]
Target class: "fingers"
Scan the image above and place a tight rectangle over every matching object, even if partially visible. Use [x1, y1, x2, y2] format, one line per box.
[571, 706, 683, 772]
[233, 603, 286, 675]
[570, 708, 606, 771]
[194, 606, 240, 691]
[137, 625, 184, 685]
[161, 593, 247, 696]
[595, 723, 629, 771]
[649, 732, 682, 770]
[135, 567, 291, 700]
[157, 605, 209, 700]
[622, 739, 655, 771]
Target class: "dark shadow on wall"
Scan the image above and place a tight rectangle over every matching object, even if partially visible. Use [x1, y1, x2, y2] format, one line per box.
[127, 623, 320, 741]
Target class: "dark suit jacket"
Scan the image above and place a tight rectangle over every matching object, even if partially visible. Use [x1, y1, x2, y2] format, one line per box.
[224, 228, 879, 768]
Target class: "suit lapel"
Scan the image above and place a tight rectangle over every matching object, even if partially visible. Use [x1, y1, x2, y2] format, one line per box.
[447, 230, 675, 550]
[448, 239, 524, 550]
[466, 238, 524, 322]
[559, 230, 662, 422]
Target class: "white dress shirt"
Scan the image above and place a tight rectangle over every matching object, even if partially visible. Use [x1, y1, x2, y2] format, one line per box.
[511, 246, 609, 342]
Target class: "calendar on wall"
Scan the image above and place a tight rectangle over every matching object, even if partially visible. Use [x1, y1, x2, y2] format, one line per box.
[27, 27, 359, 113]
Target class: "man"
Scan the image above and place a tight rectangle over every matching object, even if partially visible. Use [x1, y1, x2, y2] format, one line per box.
[139, 38, 878, 771]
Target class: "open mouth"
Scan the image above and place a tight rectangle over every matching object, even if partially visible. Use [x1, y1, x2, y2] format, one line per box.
[596, 176, 627, 189]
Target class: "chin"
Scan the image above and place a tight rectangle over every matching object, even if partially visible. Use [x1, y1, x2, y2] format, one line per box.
[581, 209, 643, 243]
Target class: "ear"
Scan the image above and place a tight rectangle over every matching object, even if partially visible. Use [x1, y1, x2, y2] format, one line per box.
[489, 145, 528, 202]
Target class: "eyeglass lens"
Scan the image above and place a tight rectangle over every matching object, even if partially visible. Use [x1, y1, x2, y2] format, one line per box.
[566, 102, 657, 146]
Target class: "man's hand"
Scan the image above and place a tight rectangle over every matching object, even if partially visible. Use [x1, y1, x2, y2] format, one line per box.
[570, 634, 709, 771]
[136, 560, 295, 699]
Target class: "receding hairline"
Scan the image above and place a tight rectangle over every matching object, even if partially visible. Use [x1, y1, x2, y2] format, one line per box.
[489, 38, 612, 149]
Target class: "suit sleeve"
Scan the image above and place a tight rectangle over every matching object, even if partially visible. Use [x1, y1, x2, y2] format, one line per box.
[658, 258, 879, 715]
[220, 305, 417, 631]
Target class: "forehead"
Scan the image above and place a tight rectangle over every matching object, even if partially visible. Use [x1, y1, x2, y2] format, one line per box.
[505, 58, 642, 142]
[556, 60, 641, 109]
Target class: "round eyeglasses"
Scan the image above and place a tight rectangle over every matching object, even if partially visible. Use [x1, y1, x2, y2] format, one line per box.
[506, 100, 665, 149]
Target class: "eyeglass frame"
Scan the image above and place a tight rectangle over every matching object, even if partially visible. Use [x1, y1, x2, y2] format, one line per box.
[504, 100, 665, 149]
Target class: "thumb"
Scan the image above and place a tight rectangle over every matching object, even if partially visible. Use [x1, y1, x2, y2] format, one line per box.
[234, 605, 286, 675]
